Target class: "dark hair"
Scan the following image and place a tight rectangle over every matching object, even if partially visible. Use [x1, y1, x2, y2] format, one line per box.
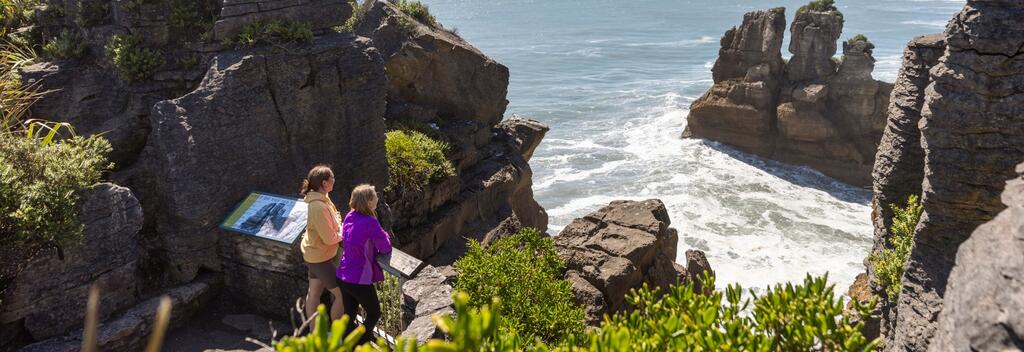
[301, 165, 333, 196]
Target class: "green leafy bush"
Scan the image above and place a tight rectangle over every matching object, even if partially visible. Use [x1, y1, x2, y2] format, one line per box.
[454, 228, 585, 343]
[796, 0, 843, 23]
[43, 29, 86, 60]
[396, 0, 436, 27]
[77, 0, 110, 27]
[847, 34, 868, 45]
[229, 20, 313, 47]
[105, 34, 164, 81]
[384, 130, 454, 193]
[0, 129, 112, 288]
[869, 195, 922, 298]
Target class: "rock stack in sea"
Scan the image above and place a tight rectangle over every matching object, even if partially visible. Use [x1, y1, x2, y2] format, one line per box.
[685, 5, 893, 186]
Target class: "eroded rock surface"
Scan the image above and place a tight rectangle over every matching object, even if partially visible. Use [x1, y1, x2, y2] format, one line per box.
[0, 184, 143, 345]
[555, 199, 714, 324]
[887, 1, 1024, 350]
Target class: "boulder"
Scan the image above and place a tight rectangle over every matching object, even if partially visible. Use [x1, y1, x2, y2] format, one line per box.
[931, 163, 1024, 351]
[146, 33, 389, 284]
[399, 265, 454, 343]
[555, 199, 713, 324]
[356, 0, 509, 126]
[19, 276, 219, 352]
[889, 1, 1024, 350]
[0, 183, 144, 345]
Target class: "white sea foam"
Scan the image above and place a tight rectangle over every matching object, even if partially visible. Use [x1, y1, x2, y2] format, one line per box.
[900, 19, 949, 28]
[626, 36, 717, 48]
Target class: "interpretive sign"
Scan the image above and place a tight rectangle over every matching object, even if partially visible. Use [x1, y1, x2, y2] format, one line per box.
[221, 192, 308, 244]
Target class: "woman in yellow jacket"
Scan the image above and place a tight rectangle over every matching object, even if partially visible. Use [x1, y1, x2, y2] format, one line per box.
[299, 165, 344, 320]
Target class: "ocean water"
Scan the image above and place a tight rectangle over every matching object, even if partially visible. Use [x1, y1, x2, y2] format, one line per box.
[418, 0, 965, 293]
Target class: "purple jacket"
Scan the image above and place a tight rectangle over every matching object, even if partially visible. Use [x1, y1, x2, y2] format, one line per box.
[336, 210, 392, 284]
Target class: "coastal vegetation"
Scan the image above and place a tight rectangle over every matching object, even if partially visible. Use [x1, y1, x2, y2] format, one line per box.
[847, 33, 868, 45]
[229, 20, 314, 47]
[105, 34, 164, 81]
[396, 0, 435, 27]
[869, 195, 923, 298]
[383, 130, 455, 193]
[43, 29, 85, 60]
[453, 228, 586, 343]
[796, 0, 843, 24]
[276, 273, 877, 351]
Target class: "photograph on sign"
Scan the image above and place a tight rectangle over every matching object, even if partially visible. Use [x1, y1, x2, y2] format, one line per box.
[221, 192, 308, 244]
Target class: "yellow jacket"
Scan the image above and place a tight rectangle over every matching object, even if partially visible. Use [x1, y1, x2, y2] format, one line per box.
[301, 191, 342, 263]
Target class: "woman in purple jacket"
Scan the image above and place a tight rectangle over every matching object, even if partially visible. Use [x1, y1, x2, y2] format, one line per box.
[337, 184, 392, 344]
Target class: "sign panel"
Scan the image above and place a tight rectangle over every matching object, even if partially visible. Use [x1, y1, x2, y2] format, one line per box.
[221, 192, 308, 244]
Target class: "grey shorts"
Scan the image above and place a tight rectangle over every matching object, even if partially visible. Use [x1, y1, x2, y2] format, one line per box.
[306, 256, 339, 290]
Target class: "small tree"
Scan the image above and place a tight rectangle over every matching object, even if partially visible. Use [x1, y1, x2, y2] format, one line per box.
[869, 195, 923, 298]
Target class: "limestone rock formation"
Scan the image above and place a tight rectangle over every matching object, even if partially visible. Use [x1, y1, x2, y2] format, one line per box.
[686, 8, 786, 153]
[686, 6, 893, 186]
[931, 163, 1024, 351]
[786, 9, 842, 81]
[356, 0, 509, 127]
[214, 0, 352, 41]
[555, 199, 714, 324]
[885, 1, 1024, 350]
[0, 184, 143, 346]
[5, 0, 549, 348]
[864, 33, 945, 342]
[355, 0, 547, 261]
[148, 33, 389, 285]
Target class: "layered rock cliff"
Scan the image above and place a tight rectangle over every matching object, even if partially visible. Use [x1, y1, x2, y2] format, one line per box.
[2, 0, 549, 348]
[863, 0, 1024, 350]
[931, 163, 1024, 351]
[686, 6, 893, 186]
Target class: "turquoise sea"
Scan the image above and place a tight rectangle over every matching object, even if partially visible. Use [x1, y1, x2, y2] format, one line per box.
[419, 0, 964, 292]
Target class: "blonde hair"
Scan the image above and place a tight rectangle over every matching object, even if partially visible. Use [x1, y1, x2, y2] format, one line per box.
[349, 184, 378, 217]
[301, 165, 333, 196]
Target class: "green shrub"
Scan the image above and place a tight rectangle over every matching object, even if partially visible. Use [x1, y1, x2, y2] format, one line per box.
[869, 195, 922, 299]
[1, 30, 40, 132]
[105, 34, 164, 81]
[384, 129, 454, 193]
[167, 0, 199, 30]
[0, 128, 112, 289]
[796, 0, 843, 23]
[375, 273, 403, 337]
[454, 228, 585, 343]
[43, 29, 86, 60]
[847, 33, 868, 45]
[396, 0, 436, 27]
[176, 53, 200, 70]
[229, 20, 313, 47]
[77, 0, 110, 27]
[337, 0, 371, 33]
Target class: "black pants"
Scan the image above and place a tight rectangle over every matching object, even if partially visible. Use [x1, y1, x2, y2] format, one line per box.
[339, 281, 381, 345]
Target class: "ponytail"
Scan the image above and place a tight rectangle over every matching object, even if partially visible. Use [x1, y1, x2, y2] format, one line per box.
[301, 165, 333, 196]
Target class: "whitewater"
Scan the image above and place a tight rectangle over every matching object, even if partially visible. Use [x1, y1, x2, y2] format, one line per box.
[420, 0, 965, 293]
